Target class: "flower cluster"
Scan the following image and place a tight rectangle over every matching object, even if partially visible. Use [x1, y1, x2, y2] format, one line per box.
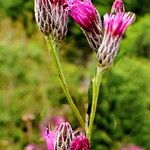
[34, 0, 102, 50]
[34, 0, 136, 149]
[35, 0, 135, 68]
[42, 122, 90, 150]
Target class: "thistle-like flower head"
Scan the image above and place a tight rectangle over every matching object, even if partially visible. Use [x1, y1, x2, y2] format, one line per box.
[42, 122, 74, 150]
[34, 0, 69, 42]
[70, 134, 90, 150]
[42, 121, 90, 150]
[68, 0, 102, 51]
[97, 0, 135, 68]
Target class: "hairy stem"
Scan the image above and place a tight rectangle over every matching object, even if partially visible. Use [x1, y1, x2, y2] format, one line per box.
[45, 37, 85, 129]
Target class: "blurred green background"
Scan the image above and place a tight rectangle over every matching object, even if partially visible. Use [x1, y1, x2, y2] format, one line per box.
[0, 0, 150, 150]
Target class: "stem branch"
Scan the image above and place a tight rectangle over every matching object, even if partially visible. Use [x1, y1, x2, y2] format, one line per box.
[87, 66, 103, 140]
[45, 37, 85, 129]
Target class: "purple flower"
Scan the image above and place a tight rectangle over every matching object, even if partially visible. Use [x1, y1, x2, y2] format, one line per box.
[34, 0, 69, 42]
[111, 0, 125, 14]
[42, 122, 74, 150]
[42, 122, 90, 150]
[68, 0, 99, 31]
[68, 0, 102, 51]
[70, 135, 90, 150]
[121, 144, 144, 150]
[97, 0, 135, 68]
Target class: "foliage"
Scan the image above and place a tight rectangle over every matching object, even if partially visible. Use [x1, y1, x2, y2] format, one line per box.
[92, 57, 150, 150]
[121, 15, 150, 58]
[0, 25, 85, 149]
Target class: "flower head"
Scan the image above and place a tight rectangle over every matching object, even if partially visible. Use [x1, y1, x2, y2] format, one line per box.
[34, 0, 69, 42]
[97, 0, 135, 68]
[68, 0, 102, 51]
[70, 135, 90, 150]
[111, 0, 125, 14]
[42, 121, 90, 150]
[42, 122, 74, 150]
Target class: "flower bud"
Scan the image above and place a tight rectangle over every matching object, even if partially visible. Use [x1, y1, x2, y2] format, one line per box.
[97, 12, 135, 68]
[68, 0, 102, 51]
[111, 0, 125, 14]
[34, 0, 69, 42]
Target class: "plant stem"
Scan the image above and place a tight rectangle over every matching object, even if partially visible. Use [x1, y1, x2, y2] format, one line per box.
[87, 66, 103, 140]
[45, 37, 85, 129]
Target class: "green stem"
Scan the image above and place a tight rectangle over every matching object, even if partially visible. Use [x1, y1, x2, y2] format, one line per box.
[87, 66, 103, 140]
[45, 37, 85, 129]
